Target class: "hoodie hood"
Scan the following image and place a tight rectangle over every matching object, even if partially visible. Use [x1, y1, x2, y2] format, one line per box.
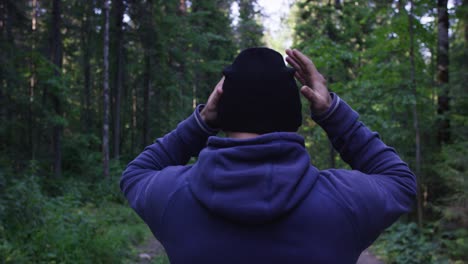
[189, 132, 319, 224]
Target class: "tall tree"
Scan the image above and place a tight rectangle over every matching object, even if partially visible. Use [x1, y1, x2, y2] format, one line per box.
[111, 0, 125, 159]
[80, 0, 94, 134]
[178, 0, 187, 14]
[190, 0, 237, 103]
[103, 0, 110, 177]
[408, 0, 423, 227]
[237, 0, 263, 48]
[128, 0, 157, 147]
[48, 0, 63, 177]
[437, 0, 450, 144]
[29, 0, 38, 159]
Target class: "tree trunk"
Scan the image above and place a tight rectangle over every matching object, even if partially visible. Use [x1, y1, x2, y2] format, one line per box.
[112, 0, 125, 159]
[140, 0, 153, 147]
[81, 1, 93, 134]
[131, 85, 137, 155]
[408, 0, 423, 227]
[437, 0, 450, 145]
[143, 55, 150, 147]
[0, 1, 5, 151]
[465, 0, 468, 46]
[103, 0, 110, 177]
[29, 0, 38, 160]
[49, 0, 63, 177]
[178, 0, 187, 15]
[334, 0, 341, 9]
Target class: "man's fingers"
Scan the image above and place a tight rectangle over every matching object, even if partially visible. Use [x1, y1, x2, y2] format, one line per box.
[286, 56, 302, 72]
[300, 85, 315, 102]
[294, 72, 305, 84]
[292, 49, 319, 75]
[215, 77, 224, 93]
[208, 77, 224, 107]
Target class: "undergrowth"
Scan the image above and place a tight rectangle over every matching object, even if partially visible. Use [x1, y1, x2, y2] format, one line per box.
[371, 221, 467, 264]
[0, 171, 148, 263]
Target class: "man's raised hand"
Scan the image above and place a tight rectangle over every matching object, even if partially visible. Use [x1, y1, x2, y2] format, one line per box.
[200, 77, 224, 128]
[285, 49, 332, 115]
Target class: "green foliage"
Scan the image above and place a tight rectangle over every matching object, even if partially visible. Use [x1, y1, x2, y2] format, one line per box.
[372, 221, 467, 263]
[433, 142, 468, 204]
[152, 253, 170, 264]
[292, 1, 468, 261]
[62, 133, 102, 177]
[0, 172, 146, 263]
[236, 0, 264, 48]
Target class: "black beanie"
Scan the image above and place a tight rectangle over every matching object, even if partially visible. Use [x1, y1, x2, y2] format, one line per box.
[217, 47, 302, 134]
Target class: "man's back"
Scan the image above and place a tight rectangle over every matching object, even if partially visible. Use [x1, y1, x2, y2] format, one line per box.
[121, 92, 416, 264]
[159, 178, 357, 263]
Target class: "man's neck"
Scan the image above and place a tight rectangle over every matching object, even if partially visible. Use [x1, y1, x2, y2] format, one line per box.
[226, 132, 260, 139]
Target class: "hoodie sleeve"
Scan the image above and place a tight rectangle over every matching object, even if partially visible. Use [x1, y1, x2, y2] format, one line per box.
[312, 93, 417, 249]
[120, 105, 218, 229]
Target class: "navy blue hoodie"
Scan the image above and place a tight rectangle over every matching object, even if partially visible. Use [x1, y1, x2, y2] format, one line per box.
[121, 93, 416, 264]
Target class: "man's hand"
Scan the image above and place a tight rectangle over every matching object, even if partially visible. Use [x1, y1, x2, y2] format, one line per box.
[200, 77, 224, 128]
[285, 49, 332, 115]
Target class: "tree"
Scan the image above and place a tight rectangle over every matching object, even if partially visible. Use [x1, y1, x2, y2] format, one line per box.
[236, 0, 264, 48]
[48, 0, 63, 177]
[437, 0, 450, 144]
[111, 0, 125, 159]
[189, 0, 237, 104]
[103, 0, 110, 177]
[292, 1, 437, 224]
[407, 0, 423, 227]
[80, 0, 94, 134]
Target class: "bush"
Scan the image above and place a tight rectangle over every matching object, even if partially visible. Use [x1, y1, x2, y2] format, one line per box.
[152, 253, 170, 264]
[0, 172, 147, 263]
[372, 221, 467, 263]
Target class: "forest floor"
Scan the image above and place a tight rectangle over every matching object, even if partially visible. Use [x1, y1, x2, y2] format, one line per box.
[134, 236, 384, 264]
[135, 236, 166, 263]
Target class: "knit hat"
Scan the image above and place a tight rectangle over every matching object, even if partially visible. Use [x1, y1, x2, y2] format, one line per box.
[217, 47, 302, 134]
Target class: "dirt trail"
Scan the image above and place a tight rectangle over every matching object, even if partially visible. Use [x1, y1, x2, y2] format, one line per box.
[357, 249, 384, 264]
[135, 237, 165, 263]
[136, 238, 384, 264]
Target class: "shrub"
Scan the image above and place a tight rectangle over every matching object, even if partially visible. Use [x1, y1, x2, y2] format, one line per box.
[0, 172, 147, 263]
[372, 221, 467, 263]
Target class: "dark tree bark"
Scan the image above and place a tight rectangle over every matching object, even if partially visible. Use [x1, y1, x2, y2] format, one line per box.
[1, 1, 7, 151]
[131, 85, 137, 155]
[465, 0, 468, 46]
[29, 0, 38, 159]
[49, 0, 63, 177]
[437, 0, 450, 144]
[334, 0, 342, 9]
[139, 0, 154, 147]
[81, 1, 93, 134]
[143, 56, 150, 147]
[408, 0, 423, 227]
[111, 0, 125, 159]
[178, 0, 187, 15]
[103, 0, 110, 177]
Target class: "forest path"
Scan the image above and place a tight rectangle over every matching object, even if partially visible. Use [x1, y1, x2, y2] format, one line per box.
[357, 249, 384, 264]
[135, 237, 384, 264]
[135, 236, 165, 263]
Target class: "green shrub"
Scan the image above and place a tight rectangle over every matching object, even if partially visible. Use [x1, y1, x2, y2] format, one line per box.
[152, 253, 170, 264]
[0, 172, 147, 263]
[372, 221, 467, 263]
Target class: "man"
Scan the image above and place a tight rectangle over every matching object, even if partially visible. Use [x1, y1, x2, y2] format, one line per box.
[121, 48, 416, 263]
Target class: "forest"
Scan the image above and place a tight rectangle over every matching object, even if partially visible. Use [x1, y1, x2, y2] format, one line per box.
[0, 0, 467, 263]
